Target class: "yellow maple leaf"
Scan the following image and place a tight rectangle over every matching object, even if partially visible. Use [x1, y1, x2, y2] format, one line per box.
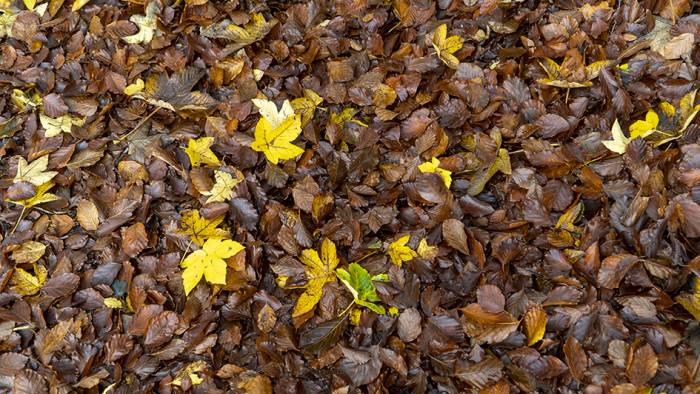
[178, 210, 230, 246]
[12, 241, 46, 264]
[11, 89, 41, 112]
[388, 235, 417, 267]
[200, 13, 277, 53]
[40, 113, 84, 138]
[181, 239, 244, 295]
[292, 238, 340, 317]
[629, 109, 659, 139]
[13, 155, 57, 186]
[8, 181, 60, 208]
[185, 137, 221, 167]
[103, 297, 123, 308]
[418, 157, 452, 188]
[431, 24, 463, 69]
[11, 264, 47, 296]
[291, 89, 323, 126]
[122, 2, 159, 45]
[124, 78, 145, 96]
[601, 119, 630, 154]
[252, 98, 294, 129]
[201, 170, 241, 204]
[23, 0, 35, 10]
[251, 114, 304, 165]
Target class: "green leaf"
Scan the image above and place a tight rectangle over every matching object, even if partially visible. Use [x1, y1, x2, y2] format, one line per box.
[335, 263, 387, 313]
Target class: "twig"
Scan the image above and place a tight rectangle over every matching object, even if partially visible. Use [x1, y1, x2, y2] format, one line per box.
[115, 106, 160, 143]
[11, 206, 26, 234]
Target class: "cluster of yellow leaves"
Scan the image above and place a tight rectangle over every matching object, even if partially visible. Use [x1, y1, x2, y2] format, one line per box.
[122, 2, 159, 45]
[603, 90, 700, 154]
[40, 113, 84, 137]
[178, 210, 229, 246]
[388, 235, 417, 267]
[289, 238, 340, 318]
[181, 239, 244, 295]
[11, 263, 47, 296]
[431, 24, 463, 69]
[418, 157, 452, 188]
[251, 98, 304, 164]
[185, 137, 220, 167]
[537, 57, 612, 88]
[11, 89, 41, 112]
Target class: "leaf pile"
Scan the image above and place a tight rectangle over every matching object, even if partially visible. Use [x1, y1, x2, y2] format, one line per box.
[1, 0, 700, 392]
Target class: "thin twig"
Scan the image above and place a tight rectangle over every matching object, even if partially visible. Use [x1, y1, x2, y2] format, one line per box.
[116, 106, 160, 143]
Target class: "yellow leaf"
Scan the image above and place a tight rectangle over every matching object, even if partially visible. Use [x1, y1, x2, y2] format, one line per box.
[0, 10, 17, 38]
[252, 98, 294, 129]
[71, 0, 89, 11]
[11, 264, 47, 296]
[677, 278, 700, 320]
[123, 78, 144, 96]
[584, 60, 613, 80]
[629, 110, 659, 139]
[181, 239, 244, 295]
[388, 306, 399, 317]
[416, 238, 438, 260]
[172, 361, 207, 387]
[8, 181, 59, 208]
[251, 114, 304, 165]
[178, 210, 230, 246]
[523, 305, 547, 346]
[11, 89, 42, 111]
[103, 298, 123, 308]
[556, 201, 584, 233]
[292, 238, 340, 317]
[579, 1, 611, 19]
[602, 119, 630, 154]
[418, 157, 452, 188]
[122, 2, 158, 45]
[12, 241, 46, 264]
[13, 155, 57, 186]
[291, 90, 323, 126]
[201, 170, 241, 204]
[659, 101, 676, 119]
[40, 113, 84, 137]
[431, 24, 463, 69]
[185, 137, 221, 167]
[23, 0, 36, 10]
[200, 13, 277, 52]
[388, 235, 416, 267]
[330, 107, 360, 126]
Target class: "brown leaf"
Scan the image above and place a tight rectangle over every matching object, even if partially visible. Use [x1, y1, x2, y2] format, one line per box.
[476, 284, 505, 313]
[144, 311, 179, 348]
[597, 254, 638, 289]
[563, 336, 587, 382]
[76, 199, 100, 231]
[626, 344, 658, 386]
[455, 356, 503, 389]
[42, 273, 80, 299]
[397, 307, 422, 342]
[442, 218, 469, 255]
[121, 222, 148, 257]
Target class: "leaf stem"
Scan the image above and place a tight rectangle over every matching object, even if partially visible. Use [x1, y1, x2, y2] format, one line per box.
[11, 206, 26, 234]
[338, 299, 356, 318]
[116, 106, 160, 143]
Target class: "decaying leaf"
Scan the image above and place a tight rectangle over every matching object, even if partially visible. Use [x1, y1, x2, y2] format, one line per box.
[135, 67, 217, 112]
[178, 210, 230, 246]
[431, 24, 463, 69]
[200, 13, 277, 53]
[122, 2, 159, 45]
[286, 238, 340, 318]
[39, 113, 84, 137]
[201, 170, 241, 204]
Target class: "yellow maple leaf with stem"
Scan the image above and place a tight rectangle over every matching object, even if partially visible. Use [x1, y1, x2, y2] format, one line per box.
[251, 113, 304, 165]
[177, 210, 229, 246]
[201, 170, 241, 204]
[11, 263, 47, 296]
[431, 24, 463, 69]
[290, 238, 340, 318]
[181, 239, 244, 295]
[185, 137, 221, 167]
[388, 235, 417, 267]
[14, 155, 57, 186]
[418, 157, 452, 189]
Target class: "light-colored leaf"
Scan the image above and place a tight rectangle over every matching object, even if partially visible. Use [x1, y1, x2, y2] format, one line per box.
[202, 170, 241, 204]
[185, 137, 220, 167]
[12, 241, 46, 264]
[13, 155, 57, 186]
[523, 305, 547, 346]
[431, 24, 463, 69]
[251, 113, 304, 165]
[387, 235, 417, 267]
[291, 238, 340, 317]
[178, 210, 229, 246]
[122, 2, 159, 44]
[10, 264, 47, 296]
[181, 239, 244, 295]
[601, 119, 630, 154]
[39, 113, 84, 137]
[418, 157, 452, 188]
[7, 181, 59, 208]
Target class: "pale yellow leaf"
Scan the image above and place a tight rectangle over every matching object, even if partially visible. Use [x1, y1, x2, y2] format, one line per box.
[39, 113, 84, 137]
[178, 210, 229, 246]
[202, 170, 241, 204]
[103, 298, 123, 308]
[12, 241, 46, 264]
[13, 155, 57, 186]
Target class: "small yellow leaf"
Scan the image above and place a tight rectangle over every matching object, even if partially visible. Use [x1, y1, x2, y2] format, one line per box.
[388, 235, 417, 267]
[418, 157, 452, 188]
[23, 0, 36, 10]
[123, 78, 144, 96]
[416, 238, 438, 260]
[12, 241, 46, 264]
[291, 238, 340, 318]
[201, 170, 241, 204]
[185, 137, 221, 167]
[629, 110, 659, 139]
[601, 119, 630, 154]
[13, 155, 57, 186]
[122, 2, 159, 45]
[178, 210, 230, 246]
[523, 305, 547, 346]
[181, 239, 244, 295]
[388, 306, 399, 317]
[172, 361, 207, 387]
[431, 24, 463, 69]
[11, 89, 42, 111]
[103, 298, 123, 308]
[40, 113, 85, 137]
[251, 114, 304, 165]
[8, 181, 59, 208]
[556, 201, 584, 233]
[71, 0, 89, 11]
[10, 264, 47, 296]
